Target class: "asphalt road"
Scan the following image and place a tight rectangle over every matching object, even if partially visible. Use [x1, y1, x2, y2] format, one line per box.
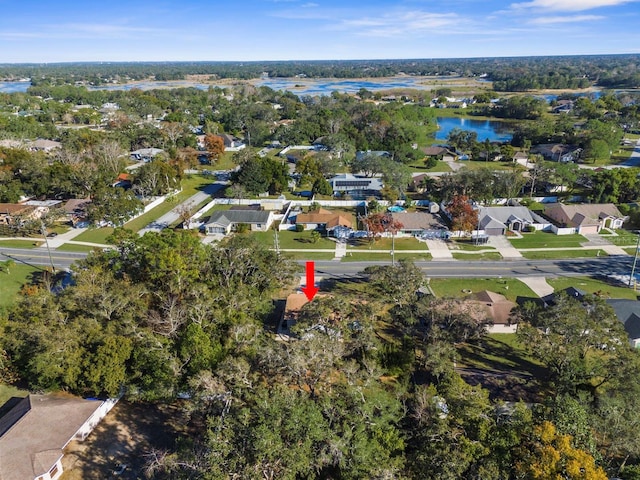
[1, 245, 635, 280]
[0, 247, 88, 271]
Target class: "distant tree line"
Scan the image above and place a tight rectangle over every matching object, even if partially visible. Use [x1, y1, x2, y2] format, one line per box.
[1, 54, 639, 90]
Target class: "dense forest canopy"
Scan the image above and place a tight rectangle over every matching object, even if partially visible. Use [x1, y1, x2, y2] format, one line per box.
[1, 54, 639, 90]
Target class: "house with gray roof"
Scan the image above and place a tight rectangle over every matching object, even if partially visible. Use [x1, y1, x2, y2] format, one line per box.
[477, 206, 549, 236]
[606, 299, 640, 348]
[130, 147, 165, 162]
[0, 394, 116, 480]
[389, 211, 447, 235]
[204, 209, 274, 235]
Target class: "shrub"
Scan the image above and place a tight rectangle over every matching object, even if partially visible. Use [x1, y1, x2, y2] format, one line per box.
[295, 224, 304, 232]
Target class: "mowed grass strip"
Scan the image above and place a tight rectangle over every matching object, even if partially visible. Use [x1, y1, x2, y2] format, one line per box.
[350, 237, 427, 251]
[429, 277, 538, 302]
[548, 276, 637, 300]
[342, 252, 431, 262]
[252, 230, 337, 250]
[509, 230, 587, 248]
[452, 252, 503, 260]
[521, 249, 605, 260]
[73, 227, 114, 245]
[0, 239, 41, 248]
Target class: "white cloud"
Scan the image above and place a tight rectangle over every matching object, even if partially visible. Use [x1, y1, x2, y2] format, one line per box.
[301, 2, 319, 6]
[529, 14, 604, 23]
[510, 0, 638, 11]
[339, 11, 465, 37]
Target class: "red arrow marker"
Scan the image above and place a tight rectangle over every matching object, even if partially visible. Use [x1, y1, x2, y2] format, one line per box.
[301, 261, 319, 301]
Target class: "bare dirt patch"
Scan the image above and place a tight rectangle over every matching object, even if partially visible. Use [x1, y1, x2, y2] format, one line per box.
[61, 400, 190, 480]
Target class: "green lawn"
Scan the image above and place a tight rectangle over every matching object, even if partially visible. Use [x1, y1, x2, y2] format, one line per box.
[73, 227, 114, 245]
[457, 333, 547, 378]
[350, 237, 427, 251]
[342, 252, 431, 262]
[452, 252, 503, 260]
[520, 249, 605, 260]
[449, 240, 497, 252]
[252, 230, 337, 250]
[283, 251, 336, 261]
[429, 277, 538, 302]
[548, 276, 637, 300]
[0, 239, 40, 248]
[509, 230, 587, 248]
[0, 263, 40, 309]
[605, 229, 639, 247]
[457, 161, 525, 172]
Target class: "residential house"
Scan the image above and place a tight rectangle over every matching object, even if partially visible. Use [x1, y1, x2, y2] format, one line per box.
[204, 209, 274, 235]
[512, 151, 530, 167]
[477, 206, 550, 236]
[355, 150, 391, 162]
[112, 173, 132, 188]
[541, 287, 587, 308]
[544, 203, 627, 234]
[217, 134, 245, 150]
[552, 100, 574, 114]
[389, 211, 447, 235]
[606, 299, 640, 348]
[471, 290, 517, 333]
[0, 394, 116, 480]
[130, 148, 165, 162]
[422, 146, 457, 161]
[62, 198, 91, 225]
[0, 203, 37, 226]
[294, 208, 353, 234]
[531, 143, 581, 163]
[277, 293, 310, 340]
[328, 173, 383, 196]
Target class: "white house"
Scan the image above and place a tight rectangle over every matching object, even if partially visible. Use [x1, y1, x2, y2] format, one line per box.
[204, 209, 274, 235]
[0, 394, 117, 480]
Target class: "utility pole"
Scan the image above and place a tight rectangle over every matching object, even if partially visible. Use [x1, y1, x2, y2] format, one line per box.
[630, 231, 640, 287]
[274, 227, 280, 257]
[41, 222, 56, 274]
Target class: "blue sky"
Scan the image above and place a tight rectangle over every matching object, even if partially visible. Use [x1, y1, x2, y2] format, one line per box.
[0, 0, 638, 62]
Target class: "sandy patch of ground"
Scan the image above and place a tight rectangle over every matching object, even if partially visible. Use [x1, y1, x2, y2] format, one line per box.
[61, 400, 191, 480]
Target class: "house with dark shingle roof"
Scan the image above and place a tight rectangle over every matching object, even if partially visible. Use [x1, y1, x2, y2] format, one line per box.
[606, 299, 640, 348]
[422, 146, 457, 161]
[472, 290, 518, 333]
[204, 209, 274, 235]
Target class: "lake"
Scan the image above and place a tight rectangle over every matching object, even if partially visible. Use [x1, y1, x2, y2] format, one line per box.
[0, 81, 31, 93]
[254, 76, 436, 95]
[435, 117, 514, 143]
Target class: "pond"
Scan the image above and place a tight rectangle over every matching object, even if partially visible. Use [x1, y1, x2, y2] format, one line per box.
[0, 81, 31, 93]
[435, 117, 514, 143]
